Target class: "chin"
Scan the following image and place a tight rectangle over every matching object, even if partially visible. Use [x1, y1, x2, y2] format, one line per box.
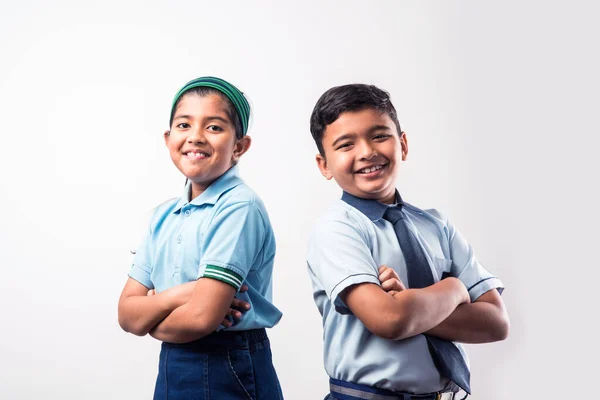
[359, 184, 391, 194]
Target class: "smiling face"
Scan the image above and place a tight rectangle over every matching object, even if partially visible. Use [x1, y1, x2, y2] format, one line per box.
[316, 108, 407, 204]
[165, 92, 251, 199]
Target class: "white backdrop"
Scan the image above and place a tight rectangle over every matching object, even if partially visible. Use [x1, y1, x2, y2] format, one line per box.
[1, 1, 598, 399]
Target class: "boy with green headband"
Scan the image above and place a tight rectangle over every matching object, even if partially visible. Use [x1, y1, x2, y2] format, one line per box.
[118, 77, 284, 399]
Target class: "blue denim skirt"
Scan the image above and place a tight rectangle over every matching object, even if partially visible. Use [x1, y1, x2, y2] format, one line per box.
[153, 328, 283, 400]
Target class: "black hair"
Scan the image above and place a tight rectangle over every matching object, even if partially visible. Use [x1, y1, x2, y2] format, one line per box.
[169, 87, 244, 140]
[309, 84, 402, 155]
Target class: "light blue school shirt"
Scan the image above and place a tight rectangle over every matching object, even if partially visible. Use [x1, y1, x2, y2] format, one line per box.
[128, 165, 282, 331]
[306, 194, 504, 394]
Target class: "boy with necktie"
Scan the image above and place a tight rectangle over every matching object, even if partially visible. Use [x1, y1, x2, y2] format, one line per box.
[306, 84, 509, 400]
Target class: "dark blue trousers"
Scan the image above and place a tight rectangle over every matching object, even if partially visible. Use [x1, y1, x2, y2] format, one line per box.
[153, 328, 283, 400]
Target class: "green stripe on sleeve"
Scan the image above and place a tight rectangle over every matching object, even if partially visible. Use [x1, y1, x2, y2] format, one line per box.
[202, 265, 243, 290]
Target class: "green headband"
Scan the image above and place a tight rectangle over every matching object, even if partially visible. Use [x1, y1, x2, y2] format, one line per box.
[170, 76, 251, 137]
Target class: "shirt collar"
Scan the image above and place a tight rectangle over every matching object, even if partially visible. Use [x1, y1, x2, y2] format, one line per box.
[341, 190, 404, 221]
[173, 165, 243, 213]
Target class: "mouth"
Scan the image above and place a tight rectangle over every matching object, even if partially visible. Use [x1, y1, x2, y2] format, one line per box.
[182, 149, 210, 159]
[355, 163, 387, 175]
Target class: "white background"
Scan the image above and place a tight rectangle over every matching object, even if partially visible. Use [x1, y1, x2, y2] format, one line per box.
[1, 1, 598, 399]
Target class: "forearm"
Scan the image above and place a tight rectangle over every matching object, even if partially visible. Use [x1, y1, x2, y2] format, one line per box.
[149, 278, 240, 343]
[118, 291, 183, 336]
[149, 303, 213, 344]
[426, 291, 510, 343]
[389, 278, 467, 340]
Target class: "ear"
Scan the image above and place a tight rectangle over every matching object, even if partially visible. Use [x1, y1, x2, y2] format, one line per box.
[232, 136, 252, 163]
[316, 153, 333, 180]
[164, 130, 170, 146]
[400, 131, 408, 161]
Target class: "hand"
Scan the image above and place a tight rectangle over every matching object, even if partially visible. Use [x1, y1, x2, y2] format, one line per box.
[221, 284, 251, 328]
[378, 265, 406, 296]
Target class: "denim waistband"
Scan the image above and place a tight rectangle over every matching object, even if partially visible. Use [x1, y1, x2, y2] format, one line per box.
[162, 328, 269, 351]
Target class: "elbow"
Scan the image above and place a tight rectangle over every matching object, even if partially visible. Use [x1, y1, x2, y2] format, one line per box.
[386, 316, 417, 340]
[492, 313, 510, 342]
[176, 312, 220, 341]
[377, 326, 409, 341]
[117, 311, 132, 333]
[195, 317, 221, 338]
[368, 295, 421, 340]
[370, 311, 415, 341]
[118, 311, 149, 337]
[119, 319, 148, 337]
[483, 307, 510, 342]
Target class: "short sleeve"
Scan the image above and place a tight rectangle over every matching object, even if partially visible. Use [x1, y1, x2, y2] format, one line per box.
[445, 216, 505, 301]
[128, 218, 155, 289]
[198, 201, 267, 291]
[307, 215, 380, 314]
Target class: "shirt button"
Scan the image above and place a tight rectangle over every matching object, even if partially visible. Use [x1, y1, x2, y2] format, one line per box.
[184, 210, 191, 217]
[177, 236, 182, 244]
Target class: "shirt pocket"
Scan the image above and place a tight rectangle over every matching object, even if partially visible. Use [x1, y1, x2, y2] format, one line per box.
[430, 256, 452, 281]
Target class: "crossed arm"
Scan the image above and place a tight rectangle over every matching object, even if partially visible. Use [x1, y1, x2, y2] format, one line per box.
[341, 266, 509, 343]
[118, 277, 250, 343]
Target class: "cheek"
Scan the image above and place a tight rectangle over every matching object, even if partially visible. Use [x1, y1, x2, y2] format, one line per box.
[340, 154, 355, 171]
[329, 156, 353, 177]
[167, 143, 179, 155]
[212, 138, 236, 158]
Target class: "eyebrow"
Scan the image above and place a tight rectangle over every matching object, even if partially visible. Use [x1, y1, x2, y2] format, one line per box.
[172, 115, 231, 124]
[331, 133, 356, 148]
[368, 124, 392, 133]
[330, 125, 391, 147]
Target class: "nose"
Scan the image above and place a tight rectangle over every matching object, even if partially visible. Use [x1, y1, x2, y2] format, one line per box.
[358, 139, 377, 160]
[187, 126, 206, 144]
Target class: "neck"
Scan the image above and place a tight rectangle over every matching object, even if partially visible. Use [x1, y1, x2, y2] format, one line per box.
[377, 189, 397, 205]
[189, 181, 211, 201]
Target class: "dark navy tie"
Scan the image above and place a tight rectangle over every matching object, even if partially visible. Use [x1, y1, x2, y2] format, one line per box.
[383, 205, 471, 394]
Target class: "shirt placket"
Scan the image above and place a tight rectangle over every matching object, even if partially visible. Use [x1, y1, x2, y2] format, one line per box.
[173, 206, 193, 280]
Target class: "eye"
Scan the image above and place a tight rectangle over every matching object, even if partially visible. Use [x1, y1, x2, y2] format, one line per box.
[336, 142, 353, 151]
[207, 125, 224, 132]
[176, 122, 190, 129]
[373, 133, 391, 141]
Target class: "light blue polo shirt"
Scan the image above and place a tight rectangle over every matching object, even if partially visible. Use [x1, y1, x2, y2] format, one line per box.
[306, 192, 504, 394]
[128, 165, 282, 331]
